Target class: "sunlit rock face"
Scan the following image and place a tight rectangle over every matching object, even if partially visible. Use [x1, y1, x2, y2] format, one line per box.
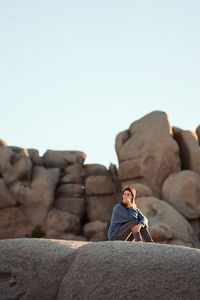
[0, 110, 200, 248]
[173, 127, 200, 175]
[1, 239, 200, 300]
[116, 111, 181, 197]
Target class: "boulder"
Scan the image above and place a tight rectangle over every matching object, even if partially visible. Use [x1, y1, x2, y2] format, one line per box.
[43, 208, 81, 235]
[135, 197, 198, 247]
[0, 139, 8, 147]
[196, 125, 200, 145]
[0, 239, 200, 300]
[0, 239, 86, 300]
[10, 166, 60, 225]
[54, 195, 85, 219]
[83, 220, 108, 241]
[85, 175, 116, 195]
[116, 111, 181, 197]
[0, 146, 32, 186]
[0, 178, 16, 208]
[56, 183, 83, 196]
[83, 164, 108, 177]
[162, 170, 200, 219]
[64, 163, 86, 176]
[173, 127, 200, 175]
[60, 173, 83, 184]
[0, 207, 33, 238]
[27, 148, 43, 166]
[58, 241, 200, 300]
[43, 150, 86, 169]
[86, 194, 118, 223]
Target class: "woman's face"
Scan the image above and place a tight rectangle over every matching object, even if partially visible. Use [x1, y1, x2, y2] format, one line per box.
[122, 190, 133, 205]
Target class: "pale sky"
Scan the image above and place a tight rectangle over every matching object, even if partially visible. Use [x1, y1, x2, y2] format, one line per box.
[0, 0, 199, 168]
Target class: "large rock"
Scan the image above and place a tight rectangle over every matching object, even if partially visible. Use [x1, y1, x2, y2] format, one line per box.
[116, 111, 181, 197]
[56, 183, 83, 196]
[10, 166, 60, 225]
[173, 127, 200, 175]
[83, 164, 108, 177]
[83, 220, 108, 241]
[0, 178, 16, 208]
[0, 207, 33, 238]
[54, 195, 85, 219]
[1, 239, 200, 300]
[0, 146, 32, 186]
[162, 170, 200, 219]
[43, 150, 86, 169]
[85, 175, 116, 195]
[27, 148, 43, 166]
[0, 239, 86, 300]
[86, 194, 118, 223]
[135, 196, 198, 247]
[43, 208, 81, 236]
[0, 139, 8, 147]
[58, 241, 200, 300]
[196, 125, 200, 145]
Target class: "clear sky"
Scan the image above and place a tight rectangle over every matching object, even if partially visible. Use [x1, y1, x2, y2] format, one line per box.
[0, 0, 199, 168]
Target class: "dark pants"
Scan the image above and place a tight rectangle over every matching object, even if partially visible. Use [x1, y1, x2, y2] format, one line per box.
[116, 220, 154, 243]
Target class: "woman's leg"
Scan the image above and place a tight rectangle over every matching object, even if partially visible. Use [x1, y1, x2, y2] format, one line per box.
[140, 225, 154, 243]
[116, 220, 142, 242]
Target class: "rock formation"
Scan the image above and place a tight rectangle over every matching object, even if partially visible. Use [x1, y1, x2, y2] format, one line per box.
[0, 110, 200, 248]
[0, 239, 200, 300]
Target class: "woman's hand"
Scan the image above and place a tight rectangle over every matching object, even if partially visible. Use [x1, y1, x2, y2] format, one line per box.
[132, 224, 143, 233]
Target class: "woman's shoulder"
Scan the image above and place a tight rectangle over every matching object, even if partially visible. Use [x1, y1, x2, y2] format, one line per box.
[114, 203, 125, 211]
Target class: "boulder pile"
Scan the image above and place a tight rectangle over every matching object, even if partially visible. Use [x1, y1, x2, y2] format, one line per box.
[0, 110, 200, 247]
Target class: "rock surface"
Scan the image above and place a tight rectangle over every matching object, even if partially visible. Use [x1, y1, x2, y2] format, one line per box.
[162, 170, 200, 219]
[1, 238, 199, 300]
[116, 111, 181, 197]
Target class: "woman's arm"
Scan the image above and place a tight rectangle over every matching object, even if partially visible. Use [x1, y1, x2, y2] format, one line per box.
[137, 208, 148, 227]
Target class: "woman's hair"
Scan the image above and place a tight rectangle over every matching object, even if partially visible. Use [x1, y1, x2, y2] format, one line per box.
[120, 186, 136, 208]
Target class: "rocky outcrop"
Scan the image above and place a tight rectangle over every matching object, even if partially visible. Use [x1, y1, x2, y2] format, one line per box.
[173, 127, 200, 175]
[0, 239, 200, 300]
[116, 111, 181, 197]
[162, 170, 200, 219]
[0, 110, 200, 247]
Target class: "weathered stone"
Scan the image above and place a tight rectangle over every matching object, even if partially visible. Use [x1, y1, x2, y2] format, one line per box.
[43, 150, 86, 169]
[83, 220, 108, 241]
[173, 127, 200, 175]
[57, 241, 200, 300]
[64, 163, 86, 176]
[0, 207, 33, 238]
[27, 148, 43, 166]
[83, 164, 108, 177]
[0, 239, 86, 300]
[56, 183, 83, 196]
[135, 197, 198, 247]
[60, 173, 83, 184]
[0, 139, 8, 147]
[56, 233, 88, 241]
[0, 239, 200, 300]
[86, 194, 118, 223]
[54, 195, 85, 219]
[85, 175, 116, 195]
[196, 125, 200, 145]
[162, 170, 200, 219]
[43, 208, 80, 235]
[0, 178, 16, 208]
[116, 111, 181, 197]
[10, 166, 60, 225]
[0, 146, 32, 186]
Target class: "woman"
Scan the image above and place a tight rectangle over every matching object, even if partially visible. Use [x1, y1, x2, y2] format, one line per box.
[108, 186, 154, 242]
